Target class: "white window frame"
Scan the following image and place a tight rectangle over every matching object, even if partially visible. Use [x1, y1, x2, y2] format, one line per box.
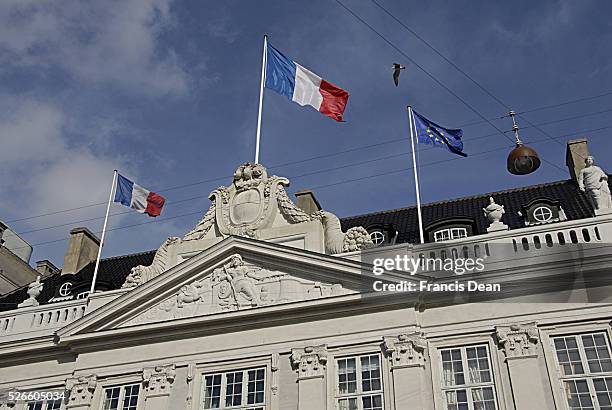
[58, 282, 72, 297]
[434, 227, 468, 242]
[533, 206, 553, 223]
[430, 336, 509, 410]
[24, 396, 63, 410]
[100, 383, 141, 410]
[191, 357, 272, 410]
[333, 352, 385, 410]
[549, 330, 612, 410]
[201, 367, 266, 410]
[369, 231, 385, 246]
[438, 344, 499, 410]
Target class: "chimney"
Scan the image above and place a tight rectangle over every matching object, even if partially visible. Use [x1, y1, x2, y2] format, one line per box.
[61, 227, 100, 275]
[294, 190, 322, 214]
[36, 260, 60, 276]
[566, 138, 590, 183]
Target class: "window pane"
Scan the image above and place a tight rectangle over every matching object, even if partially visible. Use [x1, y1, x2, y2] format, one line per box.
[362, 394, 383, 410]
[225, 371, 243, 407]
[594, 377, 612, 409]
[338, 358, 357, 394]
[338, 397, 358, 410]
[103, 387, 121, 410]
[446, 389, 469, 410]
[26, 403, 43, 410]
[564, 379, 594, 410]
[122, 384, 139, 410]
[204, 374, 222, 409]
[554, 336, 585, 375]
[441, 349, 465, 386]
[466, 346, 492, 384]
[247, 368, 265, 405]
[582, 334, 612, 374]
[472, 387, 496, 410]
[361, 355, 382, 392]
[46, 400, 62, 410]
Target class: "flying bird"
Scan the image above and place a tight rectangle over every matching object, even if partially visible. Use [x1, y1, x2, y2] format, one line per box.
[392, 63, 406, 86]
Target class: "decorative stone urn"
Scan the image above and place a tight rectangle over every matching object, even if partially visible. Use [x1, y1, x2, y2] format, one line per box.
[483, 197, 508, 232]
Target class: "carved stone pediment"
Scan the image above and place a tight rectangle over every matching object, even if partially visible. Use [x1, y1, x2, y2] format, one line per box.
[123, 254, 353, 327]
[122, 163, 373, 289]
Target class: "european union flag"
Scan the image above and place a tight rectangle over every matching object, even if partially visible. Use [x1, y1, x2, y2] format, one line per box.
[412, 110, 467, 157]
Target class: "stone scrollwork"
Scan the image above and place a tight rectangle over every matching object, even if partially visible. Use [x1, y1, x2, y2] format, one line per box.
[122, 237, 180, 288]
[65, 375, 97, 408]
[496, 322, 540, 358]
[291, 345, 328, 379]
[382, 333, 428, 368]
[143, 364, 176, 397]
[122, 162, 374, 289]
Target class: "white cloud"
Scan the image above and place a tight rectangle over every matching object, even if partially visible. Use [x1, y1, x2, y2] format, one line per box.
[0, 0, 188, 96]
[0, 98, 124, 219]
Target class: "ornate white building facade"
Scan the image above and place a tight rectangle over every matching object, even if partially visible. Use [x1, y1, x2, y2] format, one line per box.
[1, 139, 612, 410]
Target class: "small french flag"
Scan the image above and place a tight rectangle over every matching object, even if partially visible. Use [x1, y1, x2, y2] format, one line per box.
[114, 173, 165, 217]
[265, 43, 349, 122]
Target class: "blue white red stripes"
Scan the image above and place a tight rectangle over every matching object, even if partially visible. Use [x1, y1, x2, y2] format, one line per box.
[265, 43, 349, 122]
[114, 174, 165, 217]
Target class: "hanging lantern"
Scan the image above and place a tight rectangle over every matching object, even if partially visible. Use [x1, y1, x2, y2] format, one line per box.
[506, 111, 540, 175]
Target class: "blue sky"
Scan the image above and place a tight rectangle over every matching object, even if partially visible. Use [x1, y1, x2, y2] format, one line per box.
[1, 0, 611, 268]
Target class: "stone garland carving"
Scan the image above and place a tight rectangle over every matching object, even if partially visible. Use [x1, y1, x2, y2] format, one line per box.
[183, 202, 217, 241]
[122, 237, 180, 288]
[382, 333, 428, 368]
[495, 323, 540, 358]
[65, 375, 97, 408]
[291, 345, 328, 379]
[125, 255, 350, 326]
[321, 212, 373, 253]
[143, 364, 176, 397]
[17, 275, 43, 308]
[124, 163, 374, 288]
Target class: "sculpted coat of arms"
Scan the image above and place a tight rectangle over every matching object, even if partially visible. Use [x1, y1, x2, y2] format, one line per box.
[122, 163, 373, 289]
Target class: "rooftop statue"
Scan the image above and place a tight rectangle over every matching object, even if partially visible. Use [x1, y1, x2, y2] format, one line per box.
[123, 163, 373, 288]
[18, 275, 43, 308]
[578, 156, 612, 212]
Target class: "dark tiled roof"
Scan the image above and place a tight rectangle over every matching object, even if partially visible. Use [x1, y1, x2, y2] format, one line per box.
[340, 178, 604, 244]
[1, 177, 608, 311]
[0, 250, 154, 312]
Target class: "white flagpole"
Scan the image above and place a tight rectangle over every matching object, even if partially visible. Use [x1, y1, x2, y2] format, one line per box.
[408, 106, 425, 244]
[89, 170, 118, 295]
[254, 35, 268, 164]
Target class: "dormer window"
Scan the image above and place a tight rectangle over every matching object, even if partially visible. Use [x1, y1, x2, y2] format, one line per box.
[433, 227, 468, 242]
[426, 217, 475, 243]
[520, 198, 566, 226]
[365, 224, 397, 246]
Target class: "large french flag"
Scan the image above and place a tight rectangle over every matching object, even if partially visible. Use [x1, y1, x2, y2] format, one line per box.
[265, 43, 349, 122]
[114, 173, 166, 217]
